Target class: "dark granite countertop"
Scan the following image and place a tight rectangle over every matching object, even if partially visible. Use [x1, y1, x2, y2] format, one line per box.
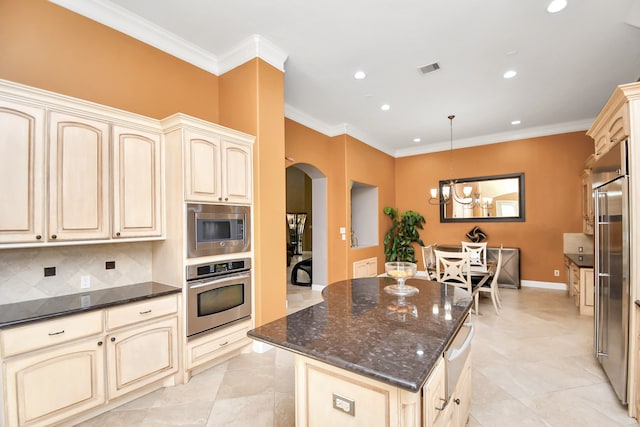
[248, 277, 473, 392]
[0, 282, 181, 329]
[565, 253, 594, 268]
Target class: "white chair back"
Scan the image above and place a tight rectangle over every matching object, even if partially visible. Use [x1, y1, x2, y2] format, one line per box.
[421, 243, 437, 270]
[461, 241, 488, 271]
[434, 250, 472, 293]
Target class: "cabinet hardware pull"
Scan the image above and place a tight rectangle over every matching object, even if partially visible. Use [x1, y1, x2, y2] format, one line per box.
[139, 309, 152, 314]
[454, 398, 461, 405]
[435, 398, 447, 411]
[111, 337, 116, 342]
[36, 235, 42, 240]
[224, 197, 229, 201]
[97, 341, 103, 346]
[51, 234, 57, 239]
[116, 232, 121, 237]
[218, 197, 223, 201]
[48, 330, 65, 336]
[219, 341, 229, 347]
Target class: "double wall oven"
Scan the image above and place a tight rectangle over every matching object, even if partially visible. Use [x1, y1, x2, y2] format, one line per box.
[185, 203, 252, 338]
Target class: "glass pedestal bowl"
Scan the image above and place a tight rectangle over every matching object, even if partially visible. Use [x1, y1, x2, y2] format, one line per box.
[384, 262, 419, 296]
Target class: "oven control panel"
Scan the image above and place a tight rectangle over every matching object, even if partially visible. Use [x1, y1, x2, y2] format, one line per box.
[186, 257, 252, 281]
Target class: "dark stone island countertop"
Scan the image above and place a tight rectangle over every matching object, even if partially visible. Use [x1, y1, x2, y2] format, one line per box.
[248, 277, 473, 392]
[0, 282, 181, 329]
[565, 253, 594, 268]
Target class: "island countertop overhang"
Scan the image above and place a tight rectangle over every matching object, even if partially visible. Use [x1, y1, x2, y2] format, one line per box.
[248, 277, 473, 392]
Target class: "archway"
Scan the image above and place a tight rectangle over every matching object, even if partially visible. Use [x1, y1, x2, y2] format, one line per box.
[286, 163, 328, 290]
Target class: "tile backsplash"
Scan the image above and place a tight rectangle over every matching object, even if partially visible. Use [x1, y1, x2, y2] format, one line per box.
[0, 242, 153, 304]
[563, 233, 594, 254]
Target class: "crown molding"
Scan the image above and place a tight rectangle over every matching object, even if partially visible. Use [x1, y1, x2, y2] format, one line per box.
[48, 0, 287, 75]
[394, 118, 594, 158]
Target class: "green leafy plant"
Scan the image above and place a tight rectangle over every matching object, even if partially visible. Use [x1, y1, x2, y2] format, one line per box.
[383, 206, 426, 263]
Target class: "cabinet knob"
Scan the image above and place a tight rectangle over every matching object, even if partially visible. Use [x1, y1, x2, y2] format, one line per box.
[218, 197, 223, 201]
[35, 235, 42, 240]
[110, 337, 116, 342]
[115, 232, 121, 237]
[51, 234, 57, 239]
[454, 398, 461, 405]
[224, 197, 229, 201]
[97, 341, 103, 346]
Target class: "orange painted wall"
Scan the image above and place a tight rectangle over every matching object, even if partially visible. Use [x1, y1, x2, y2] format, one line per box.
[395, 131, 594, 283]
[285, 120, 396, 281]
[220, 60, 287, 326]
[0, 0, 219, 122]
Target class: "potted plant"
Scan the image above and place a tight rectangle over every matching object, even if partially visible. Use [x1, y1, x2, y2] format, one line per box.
[383, 206, 426, 263]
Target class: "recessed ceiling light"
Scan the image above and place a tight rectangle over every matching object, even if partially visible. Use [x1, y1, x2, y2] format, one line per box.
[503, 70, 517, 79]
[547, 0, 567, 13]
[511, 120, 521, 125]
[413, 138, 421, 143]
[354, 71, 366, 80]
[381, 104, 390, 111]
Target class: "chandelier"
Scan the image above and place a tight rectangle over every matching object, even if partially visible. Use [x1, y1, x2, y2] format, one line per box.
[428, 115, 473, 206]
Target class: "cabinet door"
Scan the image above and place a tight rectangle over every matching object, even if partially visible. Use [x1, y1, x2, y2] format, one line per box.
[222, 140, 252, 204]
[48, 112, 110, 241]
[184, 129, 222, 202]
[112, 126, 163, 238]
[4, 338, 106, 427]
[0, 100, 45, 243]
[106, 316, 178, 399]
[450, 358, 472, 427]
[423, 356, 446, 426]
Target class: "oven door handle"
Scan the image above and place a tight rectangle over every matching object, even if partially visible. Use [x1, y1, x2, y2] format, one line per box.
[188, 272, 251, 289]
[447, 322, 475, 361]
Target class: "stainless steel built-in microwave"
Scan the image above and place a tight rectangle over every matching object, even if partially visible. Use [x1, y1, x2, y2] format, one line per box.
[186, 204, 251, 258]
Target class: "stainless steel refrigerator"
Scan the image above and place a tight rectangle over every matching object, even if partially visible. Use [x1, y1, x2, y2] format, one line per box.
[593, 140, 630, 404]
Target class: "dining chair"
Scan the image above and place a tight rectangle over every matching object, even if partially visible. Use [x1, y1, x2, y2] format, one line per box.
[421, 243, 438, 279]
[461, 241, 488, 272]
[434, 250, 479, 314]
[477, 244, 503, 314]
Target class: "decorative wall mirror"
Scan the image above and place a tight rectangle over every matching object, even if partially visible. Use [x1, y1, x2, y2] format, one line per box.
[439, 173, 525, 222]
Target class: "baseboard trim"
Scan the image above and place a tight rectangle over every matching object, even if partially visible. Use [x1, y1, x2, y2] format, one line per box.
[311, 284, 326, 292]
[521, 280, 567, 291]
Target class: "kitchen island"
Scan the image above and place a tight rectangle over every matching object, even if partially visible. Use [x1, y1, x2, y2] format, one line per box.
[248, 277, 474, 426]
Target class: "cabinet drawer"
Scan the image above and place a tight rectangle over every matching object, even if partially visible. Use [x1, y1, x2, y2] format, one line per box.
[0, 310, 103, 357]
[106, 294, 178, 330]
[187, 320, 251, 369]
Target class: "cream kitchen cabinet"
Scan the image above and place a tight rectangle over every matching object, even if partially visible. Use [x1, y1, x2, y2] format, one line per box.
[162, 113, 254, 205]
[581, 159, 595, 235]
[112, 126, 163, 239]
[0, 294, 180, 427]
[0, 79, 165, 247]
[423, 356, 446, 427]
[353, 257, 378, 278]
[590, 104, 630, 159]
[48, 111, 111, 241]
[0, 99, 45, 243]
[0, 311, 105, 427]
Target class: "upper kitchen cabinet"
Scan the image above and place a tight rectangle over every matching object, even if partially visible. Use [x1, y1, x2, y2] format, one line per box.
[0, 100, 45, 243]
[48, 111, 111, 241]
[162, 113, 254, 205]
[112, 126, 163, 239]
[0, 79, 165, 247]
[588, 92, 631, 159]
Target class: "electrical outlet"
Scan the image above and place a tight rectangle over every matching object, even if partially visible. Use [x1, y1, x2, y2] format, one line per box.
[105, 260, 116, 270]
[80, 275, 91, 289]
[554, 270, 560, 277]
[44, 266, 56, 277]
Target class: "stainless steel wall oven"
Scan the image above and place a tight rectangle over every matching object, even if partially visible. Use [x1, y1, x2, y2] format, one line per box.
[186, 257, 251, 337]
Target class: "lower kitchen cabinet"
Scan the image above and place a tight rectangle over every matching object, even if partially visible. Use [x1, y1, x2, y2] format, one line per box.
[106, 316, 178, 399]
[0, 294, 180, 427]
[565, 256, 594, 316]
[3, 337, 106, 427]
[185, 318, 252, 380]
[353, 257, 378, 278]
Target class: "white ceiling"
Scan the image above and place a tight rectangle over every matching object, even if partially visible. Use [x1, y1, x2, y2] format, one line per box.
[52, 0, 640, 157]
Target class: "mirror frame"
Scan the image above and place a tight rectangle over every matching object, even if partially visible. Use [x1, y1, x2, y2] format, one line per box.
[439, 172, 525, 223]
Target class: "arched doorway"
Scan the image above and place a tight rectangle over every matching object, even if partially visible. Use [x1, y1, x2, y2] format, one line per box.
[286, 163, 328, 305]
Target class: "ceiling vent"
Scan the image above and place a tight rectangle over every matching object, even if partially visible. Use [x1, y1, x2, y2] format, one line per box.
[419, 62, 440, 75]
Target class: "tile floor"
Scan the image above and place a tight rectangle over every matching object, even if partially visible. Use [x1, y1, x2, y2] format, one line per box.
[76, 279, 637, 426]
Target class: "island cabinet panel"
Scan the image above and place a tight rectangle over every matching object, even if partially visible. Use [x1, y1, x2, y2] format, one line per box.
[423, 357, 446, 426]
[294, 354, 422, 427]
